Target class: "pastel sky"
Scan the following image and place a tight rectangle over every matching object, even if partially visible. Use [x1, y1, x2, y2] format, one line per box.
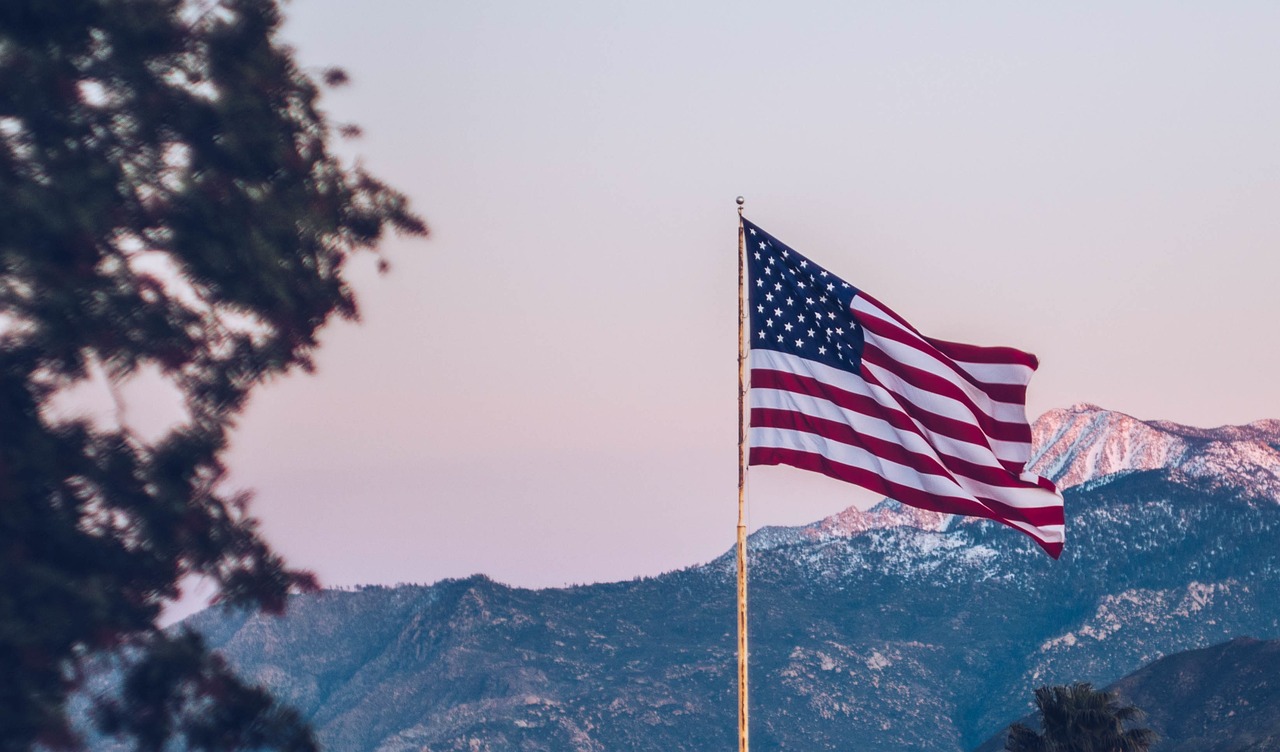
[168, 1, 1280, 601]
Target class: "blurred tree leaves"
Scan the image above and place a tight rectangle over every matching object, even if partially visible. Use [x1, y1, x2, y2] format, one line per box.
[0, 0, 425, 748]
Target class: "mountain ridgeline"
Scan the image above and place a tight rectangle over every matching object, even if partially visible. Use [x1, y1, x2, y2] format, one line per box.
[165, 405, 1280, 751]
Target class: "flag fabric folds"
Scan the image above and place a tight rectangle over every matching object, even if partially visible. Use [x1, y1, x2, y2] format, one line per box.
[744, 218, 1065, 558]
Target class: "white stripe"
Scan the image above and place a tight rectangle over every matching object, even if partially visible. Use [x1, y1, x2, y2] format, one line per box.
[747, 388, 1049, 506]
[752, 386, 1009, 475]
[852, 296, 1034, 386]
[998, 519, 1065, 545]
[861, 360, 1033, 467]
[752, 386, 1055, 507]
[950, 359, 1034, 386]
[752, 429, 1063, 547]
[750, 348, 1032, 465]
[750, 424, 1060, 511]
[861, 329, 1029, 424]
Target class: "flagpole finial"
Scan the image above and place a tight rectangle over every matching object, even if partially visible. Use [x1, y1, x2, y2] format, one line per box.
[736, 195, 745, 215]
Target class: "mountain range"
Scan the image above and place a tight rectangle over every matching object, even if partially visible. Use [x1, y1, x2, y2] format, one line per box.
[102, 404, 1280, 751]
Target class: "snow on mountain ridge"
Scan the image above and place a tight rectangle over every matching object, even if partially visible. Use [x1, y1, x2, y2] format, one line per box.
[1028, 403, 1189, 488]
[1145, 417, 1280, 443]
[806, 502, 951, 540]
[811, 404, 1280, 540]
[1029, 404, 1280, 499]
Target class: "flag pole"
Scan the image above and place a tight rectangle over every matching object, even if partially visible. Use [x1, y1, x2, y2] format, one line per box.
[735, 195, 749, 752]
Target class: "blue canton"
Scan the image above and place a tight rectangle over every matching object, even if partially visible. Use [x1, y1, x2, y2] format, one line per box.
[743, 218, 865, 373]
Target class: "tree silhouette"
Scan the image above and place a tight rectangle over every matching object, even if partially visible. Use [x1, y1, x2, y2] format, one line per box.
[0, 0, 425, 749]
[1005, 683, 1157, 752]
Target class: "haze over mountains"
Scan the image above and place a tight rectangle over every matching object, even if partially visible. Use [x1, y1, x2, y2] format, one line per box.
[101, 405, 1280, 751]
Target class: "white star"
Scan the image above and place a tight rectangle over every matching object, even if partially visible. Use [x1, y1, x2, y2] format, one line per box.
[806, 298, 814, 306]
[765, 293, 774, 301]
[784, 322, 793, 332]
[756, 279, 763, 287]
[758, 331, 765, 339]
[758, 241, 767, 250]
[766, 318, 774, 327]
[774, 308, 782, 317]
[797, 281, 806, 290]
[768, 257, 776, 266]
[777, 334, 784, 343]
[827, 312, 836, 320]
[764, 267, 772, 276]
[819, 296, 827, 304]
[795, 338, 804, 347]
[754, 252, 761, 260]
[808, 329, 815, 337]
[786, 297, 794, 306]
[781, 250, 789, 258]
[820, 271, 828, 277]
[799, 260, 808, 268]
[818, 346, 827, 355]
[827, 283, 835, 292]
[841, 283, 850, 288]
[757, 304, 764, 313]
[774, 283, 782, 291]
[797, 314, 805, 323]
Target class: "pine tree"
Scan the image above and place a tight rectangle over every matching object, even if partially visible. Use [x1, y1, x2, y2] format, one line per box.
[0, 1, 425, 748]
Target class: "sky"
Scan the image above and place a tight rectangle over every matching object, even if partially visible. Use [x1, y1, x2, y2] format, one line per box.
[158, 1, 1280, 604]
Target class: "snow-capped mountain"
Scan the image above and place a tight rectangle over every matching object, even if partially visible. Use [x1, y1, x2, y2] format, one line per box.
[808, 498, 952, 537]
[794, 403, 1280, 546]
[1029, 403, 1280, 499]
[103, 405, 1280, 752]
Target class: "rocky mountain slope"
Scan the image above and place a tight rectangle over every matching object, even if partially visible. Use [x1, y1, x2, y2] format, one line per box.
[974, 636, 1280, 752]
[1029, 403, 1280, 498]
[99, 406, 1280, 751]
[1111, 637, 1280, 752]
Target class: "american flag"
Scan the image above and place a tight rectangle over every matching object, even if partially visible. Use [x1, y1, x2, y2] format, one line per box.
[744, 218, 1065, 558]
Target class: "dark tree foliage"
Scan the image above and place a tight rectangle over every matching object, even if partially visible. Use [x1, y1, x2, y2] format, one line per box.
[1005, 683, 1157, 752]
[0, 0, 425, 749]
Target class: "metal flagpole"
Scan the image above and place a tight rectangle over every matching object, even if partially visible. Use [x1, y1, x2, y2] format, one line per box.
[735, 195, 749, 752]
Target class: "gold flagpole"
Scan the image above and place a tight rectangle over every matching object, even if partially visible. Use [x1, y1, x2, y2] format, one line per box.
[735, 195, 749, 752]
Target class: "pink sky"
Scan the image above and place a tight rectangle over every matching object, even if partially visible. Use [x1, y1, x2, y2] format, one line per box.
[157, 1, 1280, 606]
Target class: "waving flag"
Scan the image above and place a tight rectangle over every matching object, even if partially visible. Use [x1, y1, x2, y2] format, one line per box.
[744, 218, 1065, 557]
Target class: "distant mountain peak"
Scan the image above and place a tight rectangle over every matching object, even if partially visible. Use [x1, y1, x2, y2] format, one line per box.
[795, 405, 1280, 542]
[1029, 405, 1280, 500]
[804, 500, 952, 540]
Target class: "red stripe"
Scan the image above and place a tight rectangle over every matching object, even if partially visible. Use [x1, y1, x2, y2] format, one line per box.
[752, 407, 1042, 497]
[856, 313, 1030, 404]
[751, 367, 1029, 473]
[855, 292, 924, 336]
[857, 291, 1040, 370]
[860, 344, 1033, 444]
[924, 336, 1039, 370]
[751, 446, 1063, 558]
[751, 412, 1064, 528]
